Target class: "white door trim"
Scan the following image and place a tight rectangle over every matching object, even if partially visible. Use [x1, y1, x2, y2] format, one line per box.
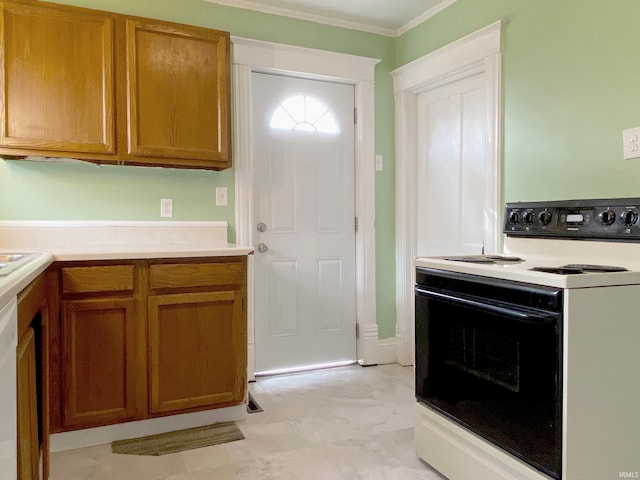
[232, 37, 381, 379]
[391, 21, 503, 366]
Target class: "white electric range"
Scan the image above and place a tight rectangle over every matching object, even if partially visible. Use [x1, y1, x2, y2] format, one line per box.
[414, 198, 640, 480]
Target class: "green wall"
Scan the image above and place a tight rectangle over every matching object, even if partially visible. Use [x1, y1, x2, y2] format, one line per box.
[0, 0, 398, 338]
[7, 0, 632, 341]
[397, 0, 640, 201]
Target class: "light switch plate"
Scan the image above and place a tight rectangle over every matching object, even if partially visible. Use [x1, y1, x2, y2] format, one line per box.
[623, 127, 640, 160]
[216, 187, 228, 206]
[375, 154, 383, 172]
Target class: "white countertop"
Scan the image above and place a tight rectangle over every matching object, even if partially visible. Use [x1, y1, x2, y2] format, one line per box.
[0, 221, 254, 308]
[0, 245, 253, 308]
[0, 252, 53, 308]
[48, 244, 254, 261]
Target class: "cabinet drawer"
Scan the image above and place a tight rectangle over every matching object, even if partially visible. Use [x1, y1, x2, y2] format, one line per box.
[62, 265, 134, 294]
[149, 262, 244, 289]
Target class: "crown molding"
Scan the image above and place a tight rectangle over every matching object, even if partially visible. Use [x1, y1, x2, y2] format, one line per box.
[205, 0, 396, 36]
[396, 0, 458, 36]
[205, 0, 458, 38]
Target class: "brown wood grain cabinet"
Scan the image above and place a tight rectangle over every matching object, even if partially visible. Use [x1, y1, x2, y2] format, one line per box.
[148, 290, 245, 414]
[148, 258, 247, 416]
[48, 257, 247, 434]
[124, 18, 231, 168]
[54, 264, 140, 430]
[0, 0, 116, 157]
[0, 0, 231, 170]
[17, 327, 39, 480]
[61, 298, 138, 427]
[17, 274, 51, 480]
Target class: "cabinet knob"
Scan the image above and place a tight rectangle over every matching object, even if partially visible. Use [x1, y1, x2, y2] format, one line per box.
[256, 243, 268, 253]
[257, 222, 267, 233]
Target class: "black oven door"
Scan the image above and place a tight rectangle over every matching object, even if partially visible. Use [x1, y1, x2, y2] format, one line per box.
[415, 269, 562, 479]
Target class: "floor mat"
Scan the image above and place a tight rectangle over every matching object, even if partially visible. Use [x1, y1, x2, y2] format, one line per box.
[111, 422, 244, 456]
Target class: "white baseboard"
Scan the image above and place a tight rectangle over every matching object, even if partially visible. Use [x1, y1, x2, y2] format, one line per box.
[50, 405, 246, 452]
[378, 337, 399, 365]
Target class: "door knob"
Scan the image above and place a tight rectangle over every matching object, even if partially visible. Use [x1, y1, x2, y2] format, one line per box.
[257, 222, 267, 232]
[256, 243, 268, 253]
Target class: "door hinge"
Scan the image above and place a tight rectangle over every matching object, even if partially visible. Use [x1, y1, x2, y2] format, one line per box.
[356, 323, 359, 339]
[354, 107, 358, 125]
[355, 216, 359, 233]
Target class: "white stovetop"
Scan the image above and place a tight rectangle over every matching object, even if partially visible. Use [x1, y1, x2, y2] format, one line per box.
[416, 237, 640, 289]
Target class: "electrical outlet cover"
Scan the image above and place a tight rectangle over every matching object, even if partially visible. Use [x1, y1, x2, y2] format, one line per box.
[623, 127, 640, 160]
[160, 198, 173, 217]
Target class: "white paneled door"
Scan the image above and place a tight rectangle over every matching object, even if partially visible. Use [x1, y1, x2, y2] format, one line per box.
[417, 74, 487, 257]
[252, 72, 356, 374]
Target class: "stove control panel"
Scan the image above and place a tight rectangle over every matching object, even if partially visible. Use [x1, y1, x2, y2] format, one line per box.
[504, 198, 640, 241]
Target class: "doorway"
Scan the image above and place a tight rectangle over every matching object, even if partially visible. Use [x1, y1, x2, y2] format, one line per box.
[232, 38, 380, 379]
[251, 72, 356, 374]
[417, 73, 487, 257]
[392, 21, 503, 366]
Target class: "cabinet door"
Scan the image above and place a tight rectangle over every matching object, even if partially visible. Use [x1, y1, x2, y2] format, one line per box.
[0, 1, 115, 155]
[17, 327, 39, 480]
[148, 291, 246, 414]
[124, 17, 231, 168]
[61, 298, 137, 428]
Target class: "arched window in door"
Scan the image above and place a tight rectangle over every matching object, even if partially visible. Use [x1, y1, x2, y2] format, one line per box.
[270, 94, 340, 134]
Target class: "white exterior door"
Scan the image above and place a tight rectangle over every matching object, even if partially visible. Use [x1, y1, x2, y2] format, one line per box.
[252, 72, 356, 374]
[417, 75, 487, 257]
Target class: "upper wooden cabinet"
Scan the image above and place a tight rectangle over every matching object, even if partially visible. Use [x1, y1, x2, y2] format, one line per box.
[124, 18, 231, 167]
[0, 1, 116, 155]
[0, 0, 232, 170]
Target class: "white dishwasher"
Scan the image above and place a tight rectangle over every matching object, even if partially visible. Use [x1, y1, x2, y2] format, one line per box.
[0, 297, 17, 478]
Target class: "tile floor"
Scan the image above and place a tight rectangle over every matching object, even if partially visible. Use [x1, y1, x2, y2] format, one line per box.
[50, 364, 446, 479]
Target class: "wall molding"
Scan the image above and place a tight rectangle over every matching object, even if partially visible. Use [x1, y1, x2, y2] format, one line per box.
[377, 337, 398, 365]
[232, 38, 381, 376]
[391, 21, 503, 366]
[396, 0, 458, 36]
[209, 0, 459, 38]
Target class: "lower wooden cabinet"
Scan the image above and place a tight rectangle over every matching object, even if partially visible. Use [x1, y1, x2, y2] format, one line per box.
[49, 257, 247, 433]
[148, 290, 245, 414]
[61, 298, 138, 427]
[17, 273, 50, 480]
[17, 327, 39, 480]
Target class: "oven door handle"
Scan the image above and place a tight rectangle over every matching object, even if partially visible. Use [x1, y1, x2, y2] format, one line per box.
[415, 288, 558, 325]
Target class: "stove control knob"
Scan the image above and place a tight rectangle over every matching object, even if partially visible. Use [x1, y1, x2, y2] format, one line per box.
[538, 210, 553, 226]
[523, 211, 536, 225]
[599, 209, 616, 226]
[621, 209, 639, 227]
[508, 211, 520, 225]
